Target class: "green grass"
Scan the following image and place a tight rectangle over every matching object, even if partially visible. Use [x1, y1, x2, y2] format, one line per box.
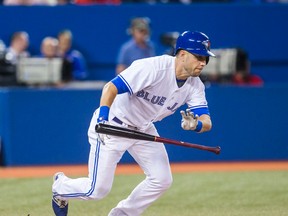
[1, 171, 287, 216]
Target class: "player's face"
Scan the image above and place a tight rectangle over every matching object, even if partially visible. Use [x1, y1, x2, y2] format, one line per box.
[184, 52, 207, 77]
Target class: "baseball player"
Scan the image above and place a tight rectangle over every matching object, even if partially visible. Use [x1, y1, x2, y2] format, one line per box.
[52, 30, 215, 216]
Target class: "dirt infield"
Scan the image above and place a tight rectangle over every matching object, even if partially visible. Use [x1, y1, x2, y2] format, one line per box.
[1, 161, 288, 178]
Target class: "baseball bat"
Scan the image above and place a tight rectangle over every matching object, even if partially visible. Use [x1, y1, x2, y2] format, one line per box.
[95, 123, 221, 155]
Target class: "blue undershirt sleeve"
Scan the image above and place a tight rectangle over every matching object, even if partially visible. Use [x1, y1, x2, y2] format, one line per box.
[111, 76, 130, 94]
[190, 107, 210, 116]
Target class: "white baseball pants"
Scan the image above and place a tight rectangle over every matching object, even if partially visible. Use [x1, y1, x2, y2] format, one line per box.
[52, 112, 173, 216]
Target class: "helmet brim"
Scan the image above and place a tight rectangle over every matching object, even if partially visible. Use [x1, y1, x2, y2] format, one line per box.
[186, 49, 216, 57]
[207, 50, 216, 57]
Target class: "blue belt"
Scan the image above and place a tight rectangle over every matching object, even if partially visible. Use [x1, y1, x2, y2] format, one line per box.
[112, 117, 138, 130]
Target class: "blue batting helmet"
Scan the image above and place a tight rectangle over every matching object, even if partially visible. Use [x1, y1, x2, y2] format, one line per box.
[175, 31, 215, 57]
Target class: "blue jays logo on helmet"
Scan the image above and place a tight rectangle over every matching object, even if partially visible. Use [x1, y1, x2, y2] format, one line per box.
[175, 31, 215, 57]
[202, 40, 211, 51]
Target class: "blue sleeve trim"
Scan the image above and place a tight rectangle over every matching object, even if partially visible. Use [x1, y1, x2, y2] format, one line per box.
[190, 107, 210, 116]
[119, 75, 133, 95]
[111, 76, 131, 94]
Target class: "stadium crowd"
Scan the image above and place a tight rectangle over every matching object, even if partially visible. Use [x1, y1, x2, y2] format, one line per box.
[1, 0, 287, 5]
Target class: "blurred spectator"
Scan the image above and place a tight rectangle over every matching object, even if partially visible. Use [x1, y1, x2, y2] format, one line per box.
[57, 29, 88, 80]
[41, 36, 72, 83]
[0, 38, 18, 86]
[0, 39, 7, 67]
[3, 0, 23, 4]
[265, 0, 288, 2]
[160, 31, 179, 56]
[199, 48, 263, 86]
[121, 0, 193, 4]
[41, 36, 58, 58]
[116, 17, 156, 74]
[73, 0, 120, 4]
[0, 39, 6, 57]
[231, 48, 263, 86]
[5, 31, 30, 65]
[3, 0, 67, 5]
[57, 0, 72, 4]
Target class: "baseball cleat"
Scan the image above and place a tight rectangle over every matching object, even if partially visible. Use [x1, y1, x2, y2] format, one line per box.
[52, 172, 68, 216]
[52, 196, 68, 216]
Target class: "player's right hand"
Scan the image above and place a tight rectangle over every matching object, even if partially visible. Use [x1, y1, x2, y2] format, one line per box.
[180, 109, 198, 130]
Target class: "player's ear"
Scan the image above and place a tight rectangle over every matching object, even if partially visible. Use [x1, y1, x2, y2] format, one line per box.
[176, 49, 184, 57]
[180, 50, 188, 59]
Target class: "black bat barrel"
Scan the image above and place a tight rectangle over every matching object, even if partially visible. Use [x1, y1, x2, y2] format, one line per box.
[95, 123, 155, 142]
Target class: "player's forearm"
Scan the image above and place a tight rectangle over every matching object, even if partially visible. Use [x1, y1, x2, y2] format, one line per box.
[97, 82, 118, 122]
[198, 114, 212, 133]
[100, 82, 118, 108]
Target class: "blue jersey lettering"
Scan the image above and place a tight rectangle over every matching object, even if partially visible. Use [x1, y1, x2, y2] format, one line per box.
[136, 90, 167, 106]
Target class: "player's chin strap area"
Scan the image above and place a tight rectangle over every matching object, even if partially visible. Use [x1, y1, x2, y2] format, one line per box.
[112, 116, 138, 130]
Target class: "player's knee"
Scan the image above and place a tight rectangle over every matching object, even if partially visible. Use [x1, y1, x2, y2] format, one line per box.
[151, 173, 173, 191]
[88, 185, 111, 200]
[161, 174, 173, 190]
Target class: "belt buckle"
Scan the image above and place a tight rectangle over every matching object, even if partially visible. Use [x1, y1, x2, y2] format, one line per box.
[121, 121, 138, 131]
[127, 124, 138, 131]
[112, 117, 137, 130]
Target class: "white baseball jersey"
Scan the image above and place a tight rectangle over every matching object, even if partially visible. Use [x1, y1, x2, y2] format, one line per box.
[110, 54, 208, 129]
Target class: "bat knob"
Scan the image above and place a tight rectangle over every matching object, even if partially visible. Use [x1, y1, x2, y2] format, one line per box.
[215, 146, 221, 155]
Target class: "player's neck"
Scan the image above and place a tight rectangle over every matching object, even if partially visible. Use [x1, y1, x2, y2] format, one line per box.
[175, 69, 189, 80]
[176, 78, 186, 88]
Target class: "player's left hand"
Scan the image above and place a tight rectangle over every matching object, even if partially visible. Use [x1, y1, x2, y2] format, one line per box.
[96, 121, 111, 144]
[96, 106, 110, 144]
[180, 109, 198, 130]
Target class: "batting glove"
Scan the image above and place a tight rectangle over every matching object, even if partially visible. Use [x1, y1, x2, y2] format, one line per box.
[180, 109, 198, 130]
[96, 106, 110, 144]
